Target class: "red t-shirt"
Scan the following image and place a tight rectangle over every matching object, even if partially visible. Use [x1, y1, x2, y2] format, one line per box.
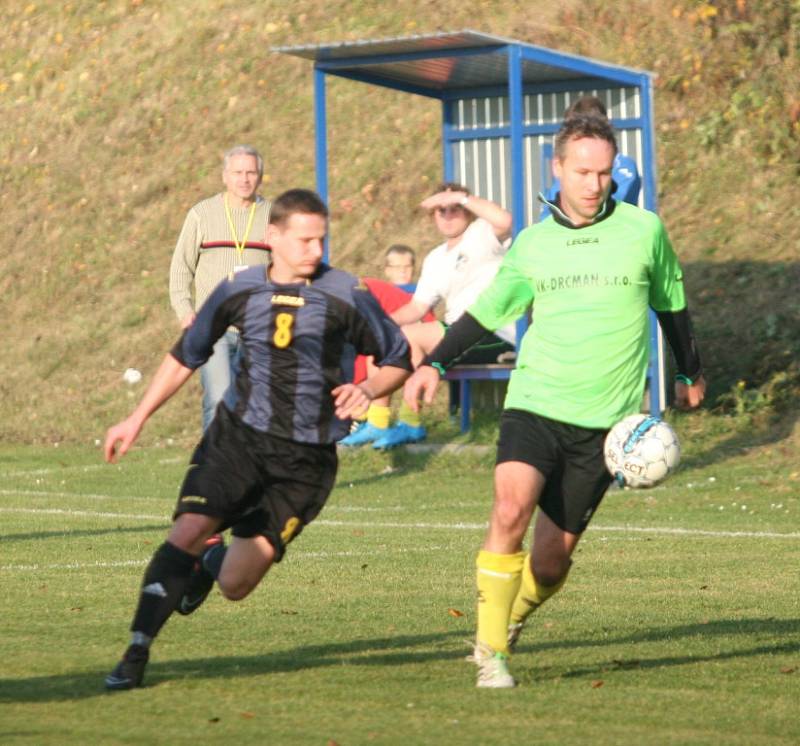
[354, 277, 435, 383]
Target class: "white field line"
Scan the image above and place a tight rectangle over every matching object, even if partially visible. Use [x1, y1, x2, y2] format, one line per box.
[0, 486, 424, 509]
[0, 488, 458, 512]
[0, 488, 162, 502]
[0, 456, 182, 479]
[1, 505, 798, 541]
[316, 519, 800, 540]
[592, 524, 800, 539]
[0, 545, 448, 572]
[0, 507, 167, 520]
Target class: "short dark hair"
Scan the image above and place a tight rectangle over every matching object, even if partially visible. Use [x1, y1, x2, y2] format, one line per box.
[433, 181, 470, 196]
[554, 114, 618, 160]
[384, 244, 415, 265]
[269, 189, 329, 226]
[563, 95, 608, 121]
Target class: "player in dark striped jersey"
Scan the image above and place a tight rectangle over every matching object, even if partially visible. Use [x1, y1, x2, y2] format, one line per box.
[103, 189, 412, 690]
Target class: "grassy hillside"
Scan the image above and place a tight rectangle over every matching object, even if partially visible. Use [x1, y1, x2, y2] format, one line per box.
[2, 0, 799, 444]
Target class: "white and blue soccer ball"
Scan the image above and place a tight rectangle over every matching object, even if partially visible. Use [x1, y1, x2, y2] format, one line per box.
[604, 414, 681, 488]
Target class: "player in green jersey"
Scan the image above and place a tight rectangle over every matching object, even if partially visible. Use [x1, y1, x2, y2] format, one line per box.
[404, 114, 706, 688]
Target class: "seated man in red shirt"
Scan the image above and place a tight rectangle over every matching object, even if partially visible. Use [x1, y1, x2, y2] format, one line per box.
[341, 273, 435, 449]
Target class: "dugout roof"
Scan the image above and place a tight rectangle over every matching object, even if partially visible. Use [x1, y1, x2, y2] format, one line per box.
[274, 30, 652, 95]
[274, 30, 658, 224]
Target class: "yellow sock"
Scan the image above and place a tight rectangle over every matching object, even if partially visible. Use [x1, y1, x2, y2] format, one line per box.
[398, 400, 421, 428]
[476, 550, 526, 654]
[367, 404, 391, 430]
[509, 555, 570, 626]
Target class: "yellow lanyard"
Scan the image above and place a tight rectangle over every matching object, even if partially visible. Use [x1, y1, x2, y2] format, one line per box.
[224, 194, 257, 264]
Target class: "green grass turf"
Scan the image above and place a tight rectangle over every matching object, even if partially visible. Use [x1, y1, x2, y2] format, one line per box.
[0, 443, 798, 745]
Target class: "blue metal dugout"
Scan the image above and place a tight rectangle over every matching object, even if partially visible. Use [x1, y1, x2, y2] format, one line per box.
[275, 30, 666, 422]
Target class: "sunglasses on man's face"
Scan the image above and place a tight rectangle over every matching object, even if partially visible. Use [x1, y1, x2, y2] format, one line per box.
[434, 205, 464, 218]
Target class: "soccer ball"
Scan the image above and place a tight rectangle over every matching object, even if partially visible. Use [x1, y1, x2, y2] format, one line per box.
[604, 415, 680, 488]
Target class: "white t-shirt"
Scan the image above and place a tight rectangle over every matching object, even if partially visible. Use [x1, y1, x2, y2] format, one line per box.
[413, 218, 516, 344]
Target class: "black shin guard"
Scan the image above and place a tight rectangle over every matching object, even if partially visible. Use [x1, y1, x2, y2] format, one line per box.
[130, 541, 197, 639]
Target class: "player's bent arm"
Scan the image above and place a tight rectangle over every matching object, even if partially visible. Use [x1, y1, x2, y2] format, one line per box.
[104, 354, 194, 463]
[360, 364, 411, 400]
[332, 365, 410, 420]
[402, 312, 491, 413]
[656, 306, 705, 411]
[422, 312, 491, 369]
[390, 299, 431, 327]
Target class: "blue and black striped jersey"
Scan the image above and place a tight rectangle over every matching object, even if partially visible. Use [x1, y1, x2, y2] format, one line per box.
[171, 264, 412, 444]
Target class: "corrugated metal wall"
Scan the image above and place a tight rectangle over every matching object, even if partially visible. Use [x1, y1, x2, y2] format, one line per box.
[449, 86, 643, 225]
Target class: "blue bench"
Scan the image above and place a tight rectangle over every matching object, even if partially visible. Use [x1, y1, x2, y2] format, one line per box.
[444, 363, 514, 433]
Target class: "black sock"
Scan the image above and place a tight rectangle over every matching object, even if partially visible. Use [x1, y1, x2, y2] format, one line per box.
[130, 541, 197, 640]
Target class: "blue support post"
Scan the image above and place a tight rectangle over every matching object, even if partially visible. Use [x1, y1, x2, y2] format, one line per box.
[507, 45, 525, 239]
[507, 44, 529, 358]
[540, 142, 553, 210]
[313, 65, 329, 262]
[460, 381, 472, 433]
[640, 73, 664, 415]
[442, 98, 454, 180]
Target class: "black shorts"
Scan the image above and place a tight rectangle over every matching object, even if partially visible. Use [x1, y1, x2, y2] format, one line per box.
[495, 409, 612, 534]
[174, 405, 338, 562]
[441, 323, 516, 364]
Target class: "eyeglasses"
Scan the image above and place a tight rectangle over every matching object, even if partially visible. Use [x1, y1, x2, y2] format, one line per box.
[434, 206, 464, 218]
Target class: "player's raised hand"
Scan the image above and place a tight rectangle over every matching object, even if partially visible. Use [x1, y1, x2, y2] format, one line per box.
[403, 365, 441, 413]
[331, 383, 371, 420]
[674, 374, 706, 410]
[104, 417, 143, 463]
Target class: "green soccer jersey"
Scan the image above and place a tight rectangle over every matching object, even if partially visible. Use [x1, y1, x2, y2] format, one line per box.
[468, 202, 686, 429]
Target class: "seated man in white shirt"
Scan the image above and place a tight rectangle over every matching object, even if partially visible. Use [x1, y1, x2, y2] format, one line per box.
[349, 183, 515, 449]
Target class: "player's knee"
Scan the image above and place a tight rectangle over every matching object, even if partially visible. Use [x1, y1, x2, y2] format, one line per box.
[531, 555, 570, 587]
[168, 515, 219, 555]
[491, 495, 531, 534]
[217, 578, 256, 601]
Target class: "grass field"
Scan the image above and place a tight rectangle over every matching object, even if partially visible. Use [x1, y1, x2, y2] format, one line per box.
[1, 436, 798, 745]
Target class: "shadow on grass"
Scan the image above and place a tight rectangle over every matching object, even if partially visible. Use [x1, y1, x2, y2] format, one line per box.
[336, 447, 443, 488]
[3, 618, 798, 703]
[514, 617, 800, 682]
[0, 630, 467, 703]
[336, 434, 496, 490]
[678, 406, 799, 474]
